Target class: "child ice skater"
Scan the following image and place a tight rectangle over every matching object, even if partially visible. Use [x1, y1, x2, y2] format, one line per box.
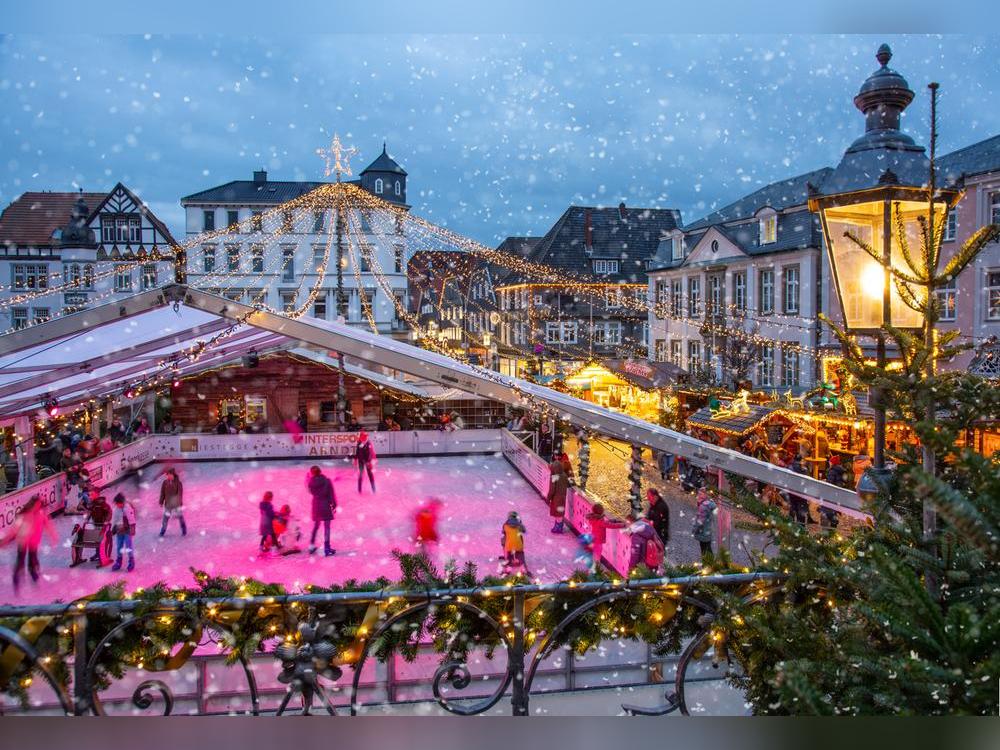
[414, 498, 442, 561]
[273, 504, 303, 555]
[500, 511, 530, 577]
[1, 494, 57, 593]
[110, 493, 137, 572]
[258, 491, 282, 555]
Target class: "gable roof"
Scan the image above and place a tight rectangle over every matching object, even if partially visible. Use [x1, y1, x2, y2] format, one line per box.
[508, 205, 681, 285]
[87, 182, 179, 247]
[0, 192, 107, 248]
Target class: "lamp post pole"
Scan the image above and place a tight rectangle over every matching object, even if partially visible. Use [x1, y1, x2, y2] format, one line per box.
[872, 199, 892, 471]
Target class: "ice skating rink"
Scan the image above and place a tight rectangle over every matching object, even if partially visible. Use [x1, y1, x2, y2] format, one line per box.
[0, 455, 583, 605]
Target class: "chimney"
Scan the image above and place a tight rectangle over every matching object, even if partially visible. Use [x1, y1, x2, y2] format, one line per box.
[584, 209, 593, 250]
[618, 201, 627, 220]
[253, 169, 268, 183]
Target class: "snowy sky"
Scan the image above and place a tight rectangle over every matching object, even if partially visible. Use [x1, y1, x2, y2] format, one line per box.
[1, 33, 999, 244]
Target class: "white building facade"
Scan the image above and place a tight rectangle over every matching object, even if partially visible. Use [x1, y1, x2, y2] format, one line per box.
[0, 184, 177, 332]
[647, 170, 829, 392]
[180, 147, 411, 334]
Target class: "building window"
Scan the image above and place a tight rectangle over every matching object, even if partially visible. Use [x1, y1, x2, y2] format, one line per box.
[759, 214, 777, 245]
[395, 180, 401, 196]
[781, 347, 800, 387]
[312, 245, 326, 272]
[227, 210, 239, 229]
[12, 263, 49, 290]
[282, 247, 295, 282]
[783, 265, 800, 315]
[654, 339, 667, 362]
[359, 244, 372, 273]
[759, 269, 774, 314]
[655, 280, 668, 305]
[688, 340, 702, 372]
[101, 215, 141, 244]
[360, 288, 376, 314]
[224, 290, 243, 302]
[313, 292, 327, 320]
[11, 308, 27, 330]
[592, 321, 622, 346]
[671, 237, 684, 261]
[226, 244, 240, 272]
[943, 209, 957, 242]
[991, 192, 1000, 226]
[375, 178, 384, 194]
[32, 308, 50, 325]
[707, 274, 724, 317]
[115, 267, 132, 292]
[593, 259, 619, 275]
[280, 291, 297, 313]
[670, 339, 682, 367]
[394, 245, 404, 273]
[202, 246, 216, 273]
[545, 321, 577, 344]
[141, 264, 157, 290]
[641, 321, 649, 346]
[733, 271, 747, 313]
[987, 271, 1000, 320]
[687, 277, 701, 318]
[313, 211, 325, 233]
[251, 211, 263, 233]
[282, 211, 294, 233]
[336, 291, 350, 319]
[251, 245, 264, 273]
[758, 344, 775, 387]
[936, 278, 957, 321]
[604, 288, 622, 309]
[245, 288, 264, 305]
[671, 279, 682, 318]
[203, 210, 215, 232]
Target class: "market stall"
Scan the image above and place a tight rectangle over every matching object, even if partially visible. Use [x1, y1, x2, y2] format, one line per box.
[564, 359, 684, 421]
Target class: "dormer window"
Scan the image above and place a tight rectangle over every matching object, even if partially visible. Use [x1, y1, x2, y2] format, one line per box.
[759, 214, 777, 245]
[671, 237, 684, 261]
[375, 178, 384, 194]
[394, 180, 401, 196]
[593, 259, 619, 275]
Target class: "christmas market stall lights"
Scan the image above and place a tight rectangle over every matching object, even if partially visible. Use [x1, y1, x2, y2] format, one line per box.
[563, 359, 685, 421]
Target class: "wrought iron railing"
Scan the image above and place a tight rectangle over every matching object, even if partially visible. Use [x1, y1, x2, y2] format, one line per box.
[0, 573, 782, 717]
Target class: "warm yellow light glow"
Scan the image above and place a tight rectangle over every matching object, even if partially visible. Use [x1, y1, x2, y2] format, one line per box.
[861, 263, 885, 301]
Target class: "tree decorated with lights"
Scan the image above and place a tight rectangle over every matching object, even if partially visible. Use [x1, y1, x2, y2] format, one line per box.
[725, 65, 1000, 714]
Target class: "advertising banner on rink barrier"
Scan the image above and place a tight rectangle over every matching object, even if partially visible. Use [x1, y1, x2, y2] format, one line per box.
[0, 474, 64, 535]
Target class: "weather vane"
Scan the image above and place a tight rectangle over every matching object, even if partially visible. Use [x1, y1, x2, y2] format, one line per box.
[316, 133, 358, 182]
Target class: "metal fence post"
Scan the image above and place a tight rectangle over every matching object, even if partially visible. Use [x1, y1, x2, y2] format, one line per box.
[73, 613, 90, 715]
[510, 589, 529, 716]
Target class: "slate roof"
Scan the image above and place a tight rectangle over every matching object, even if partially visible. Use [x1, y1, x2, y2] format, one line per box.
[504, 205, 681, 286]
[0, 192, 107, 248]
[493, 236, 541, 283]
[936, 134, 1000, 182]
[686, 403, 778, 437]
[360, 145, 407, 176]
[181, 179, 333, 205]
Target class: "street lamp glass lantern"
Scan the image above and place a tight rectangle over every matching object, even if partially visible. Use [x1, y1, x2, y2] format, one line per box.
[817, 193, 948, 331]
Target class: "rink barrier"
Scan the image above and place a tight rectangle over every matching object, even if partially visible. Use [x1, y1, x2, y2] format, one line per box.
[0, 430, 508, 528]
[0, 572, 783, 717]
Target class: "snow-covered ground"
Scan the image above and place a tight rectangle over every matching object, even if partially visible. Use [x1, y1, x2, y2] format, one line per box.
[1, 454, 583, 605]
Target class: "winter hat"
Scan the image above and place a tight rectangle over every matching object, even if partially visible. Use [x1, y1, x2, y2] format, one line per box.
[113, 493, 126, 504]
[829, 455, 841, 466]
[507, 510, 519, 520]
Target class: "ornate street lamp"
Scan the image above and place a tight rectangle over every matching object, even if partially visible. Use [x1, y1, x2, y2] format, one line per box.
[808, 43, 960, 473]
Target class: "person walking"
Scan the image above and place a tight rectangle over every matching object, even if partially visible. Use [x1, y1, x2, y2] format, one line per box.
[307, 465, 336, 556]
[657, 450, 675, 481]
[546, 453, 570, 534]
[646, 488, 670, 547]
[692, 488, 717, 558]
[825, 455, 846, 487]
[158, 467, 187, 537]
[1, 495, 57, 592]
[626, 512, 663, 573]
[109, 493, 137, 572]
[354, 432, 376, 494]
[537, 423, 553, 462]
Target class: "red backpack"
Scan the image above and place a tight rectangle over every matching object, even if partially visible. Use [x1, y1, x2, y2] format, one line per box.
[644, 527, 665, 569]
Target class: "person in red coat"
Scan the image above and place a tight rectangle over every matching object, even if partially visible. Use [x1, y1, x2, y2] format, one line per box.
[585, 503, 625, 574]
[413, 498, 442, 561]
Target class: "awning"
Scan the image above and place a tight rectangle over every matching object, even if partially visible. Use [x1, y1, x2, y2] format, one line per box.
[602, 359, 685, 389]
[686, 403, 778, 437]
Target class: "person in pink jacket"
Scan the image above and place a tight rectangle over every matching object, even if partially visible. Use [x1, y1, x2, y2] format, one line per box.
[1, 494, 57, 593]
[585, 503, 625, 574]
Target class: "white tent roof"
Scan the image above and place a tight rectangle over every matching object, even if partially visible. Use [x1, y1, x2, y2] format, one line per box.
[0, 284, 864, 515]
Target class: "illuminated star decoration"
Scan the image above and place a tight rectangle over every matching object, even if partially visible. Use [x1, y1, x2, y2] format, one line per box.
[315, 133, 358, 182]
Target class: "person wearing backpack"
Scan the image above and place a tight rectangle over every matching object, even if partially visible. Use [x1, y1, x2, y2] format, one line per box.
[626, 513, 663, 573]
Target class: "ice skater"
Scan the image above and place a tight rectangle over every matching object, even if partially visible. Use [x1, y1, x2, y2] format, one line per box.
[585, 503, 625, 574]
[258, 491, 281, 554]
[500, 511, 531, 577]
[110, 492, 137, 572]
[354, 431, 377, 493]
[546, 452, 571, 534]
[273, 504, 303, 555]
[158, 467, 187, 537]
[307, 465, 337, 556]
[413, 498, 442, 561]
[1, 495, 57, 593]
